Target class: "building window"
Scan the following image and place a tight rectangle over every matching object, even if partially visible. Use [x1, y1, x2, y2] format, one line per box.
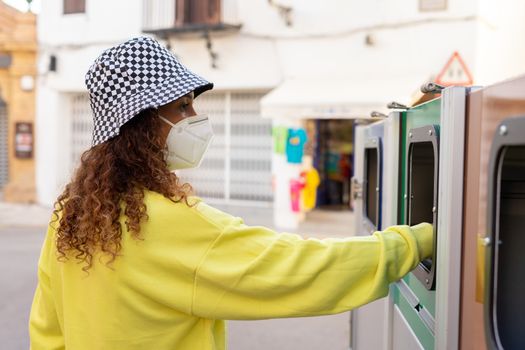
[176, 0, 221, 26]
[419, 0, 447, 12]
[64, 0, 86, 14]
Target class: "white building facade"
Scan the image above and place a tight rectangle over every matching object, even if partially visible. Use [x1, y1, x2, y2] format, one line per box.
[36, 0, 525, 227]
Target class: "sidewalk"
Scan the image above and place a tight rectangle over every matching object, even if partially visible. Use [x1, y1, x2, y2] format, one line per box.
[205, 202, 355, 239]
[0, 201, 52, 228]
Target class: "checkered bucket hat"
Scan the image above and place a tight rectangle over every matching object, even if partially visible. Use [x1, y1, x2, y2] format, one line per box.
[85, 36, 213, 146]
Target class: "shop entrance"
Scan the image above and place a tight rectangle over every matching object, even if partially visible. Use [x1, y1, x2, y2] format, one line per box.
[312, 119, 354, 210]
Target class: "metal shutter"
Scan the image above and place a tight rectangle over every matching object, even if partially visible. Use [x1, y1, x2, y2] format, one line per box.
[70, 93, 93, 169]
[179, 91, 273, 205]
[178, 91, 227, 200]
[229, 92, 272, 202]
[68, 91, 273, 205]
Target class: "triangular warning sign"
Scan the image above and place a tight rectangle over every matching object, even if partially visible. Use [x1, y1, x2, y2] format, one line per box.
[435, 51, 473, 86]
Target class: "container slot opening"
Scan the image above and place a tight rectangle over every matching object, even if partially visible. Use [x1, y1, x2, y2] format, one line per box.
[495, 145, 525, 349]
[365, 147, 378, 227]
[409, 141, 435, 272]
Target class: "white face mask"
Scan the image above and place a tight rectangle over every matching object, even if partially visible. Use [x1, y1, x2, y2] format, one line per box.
[158, 114, 214, 171]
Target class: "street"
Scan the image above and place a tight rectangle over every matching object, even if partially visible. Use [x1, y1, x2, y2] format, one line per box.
[0, 206, 353, 350]
[0, 227, 43, 350]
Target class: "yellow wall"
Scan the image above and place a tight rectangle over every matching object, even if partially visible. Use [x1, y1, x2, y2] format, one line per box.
[0, 3, 37, 202]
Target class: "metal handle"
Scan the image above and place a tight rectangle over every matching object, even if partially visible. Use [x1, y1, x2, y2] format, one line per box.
[420, 82, 445, 94]
[387, 101, 408, 110]
[351, 177, 362, 200]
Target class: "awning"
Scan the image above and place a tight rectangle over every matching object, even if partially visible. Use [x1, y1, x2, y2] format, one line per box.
[260, 76, 421, 119]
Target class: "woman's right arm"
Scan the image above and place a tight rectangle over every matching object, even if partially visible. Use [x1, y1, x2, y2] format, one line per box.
[189, 202, 433, 320]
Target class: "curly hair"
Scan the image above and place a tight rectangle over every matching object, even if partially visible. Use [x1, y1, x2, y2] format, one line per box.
[52, 109, 193, 271]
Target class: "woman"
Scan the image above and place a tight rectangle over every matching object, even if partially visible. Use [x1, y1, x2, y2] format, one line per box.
[29, 37, 433, 350]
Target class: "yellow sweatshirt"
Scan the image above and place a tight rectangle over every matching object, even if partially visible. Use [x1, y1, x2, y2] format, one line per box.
[29, 190, 433, 350]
